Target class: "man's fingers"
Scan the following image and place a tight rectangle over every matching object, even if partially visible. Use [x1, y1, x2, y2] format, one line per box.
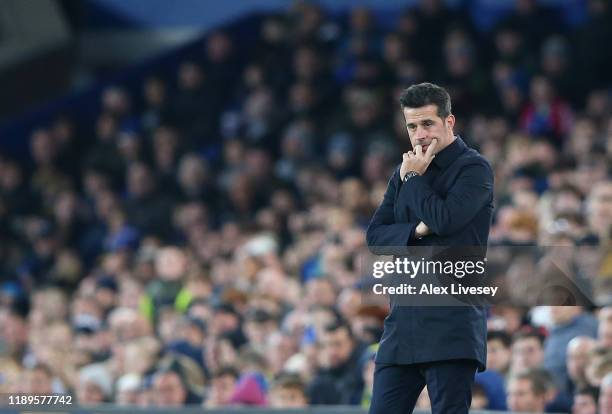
[419, 221, 431, 234]
[414, 144, 423, 157]
[425, 138, 439, 158]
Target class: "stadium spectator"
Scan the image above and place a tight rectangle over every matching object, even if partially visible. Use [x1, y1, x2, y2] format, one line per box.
[18, 363, 54, 394]
[268, 373, 308, 408]
[471, 382, 490, 410]
[511, 329, 546, 374]
[599, 307, 612, 346]
[573, 386, 599, 414]
[308, 320, 366, 405]
[585, 347, 612, 388]
[601, 372, 612, 414]
[76, 364, 112, 405]
[116, 373, 142, 406]
[152, 369, 189, 406]
[565, 337, 598, 398]
[544, 306, 598, 389]
[487, 330, 512, 377]
[507, 369, 551, 413]
[203, 366, 239, 408]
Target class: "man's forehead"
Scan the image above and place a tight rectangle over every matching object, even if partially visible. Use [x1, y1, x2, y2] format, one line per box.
[324, 328, 350, 340]
[515, 337, 540, 347]
[594, 184, 612, 197]
[508, 378, 530, 388]
[403, 104, 440, 121]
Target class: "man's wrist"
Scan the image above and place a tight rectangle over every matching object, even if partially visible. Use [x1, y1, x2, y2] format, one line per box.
[402, 170, 421, 182]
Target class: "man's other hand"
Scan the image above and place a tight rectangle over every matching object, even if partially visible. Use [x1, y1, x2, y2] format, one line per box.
[400, 138, 438, 178]
[415, 221, 432, 239]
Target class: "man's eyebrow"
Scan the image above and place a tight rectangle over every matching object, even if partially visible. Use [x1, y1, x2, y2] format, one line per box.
[406, 119, 435, 126]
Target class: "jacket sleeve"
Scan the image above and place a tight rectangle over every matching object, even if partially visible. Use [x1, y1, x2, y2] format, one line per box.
[366, 169, 418, 254]
[398, 161, 493, 237]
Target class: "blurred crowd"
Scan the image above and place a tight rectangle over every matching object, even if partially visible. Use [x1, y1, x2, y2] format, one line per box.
[1, 0, 611, 412]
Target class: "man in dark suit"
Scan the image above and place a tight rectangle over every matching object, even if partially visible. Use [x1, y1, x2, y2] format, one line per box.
[366, 82, 494, 414]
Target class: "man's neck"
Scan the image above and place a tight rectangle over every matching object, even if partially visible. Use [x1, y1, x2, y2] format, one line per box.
[438, 134, 457, 153]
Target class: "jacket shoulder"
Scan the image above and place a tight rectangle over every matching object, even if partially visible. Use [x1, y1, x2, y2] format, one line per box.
[459, 147, 494, 176]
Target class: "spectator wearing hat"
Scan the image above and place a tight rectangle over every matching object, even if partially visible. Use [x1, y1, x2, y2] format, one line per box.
[229, 370, 268, 406]
[164, 316, 208, 377]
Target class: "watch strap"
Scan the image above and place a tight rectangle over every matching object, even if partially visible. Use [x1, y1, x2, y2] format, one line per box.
[402, 170, 420, 182]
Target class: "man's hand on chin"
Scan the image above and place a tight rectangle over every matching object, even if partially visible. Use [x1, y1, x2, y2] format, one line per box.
[400, 138, 439, 179]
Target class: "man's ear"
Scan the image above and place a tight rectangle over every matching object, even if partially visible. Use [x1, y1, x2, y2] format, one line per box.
[446, 114, 455, 131]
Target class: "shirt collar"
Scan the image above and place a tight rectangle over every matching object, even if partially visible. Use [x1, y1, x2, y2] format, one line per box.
[432, 135, 466, 170]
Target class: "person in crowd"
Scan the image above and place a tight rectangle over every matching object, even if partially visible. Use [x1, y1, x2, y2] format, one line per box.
[269, 373, 309, 408]
[507, 369, 551, 413]
[487, 330, 512, 378]
[511, 329, 546, 374]
[600, 372, 612, 414]
[573, 386, 599, 414]
[308, 320, 366, 405]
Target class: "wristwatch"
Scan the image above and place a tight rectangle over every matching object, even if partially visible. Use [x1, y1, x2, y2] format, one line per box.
[402, 171, 420, 182]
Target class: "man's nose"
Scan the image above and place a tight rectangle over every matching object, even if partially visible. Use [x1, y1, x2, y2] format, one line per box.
[414, 126, 428, 140]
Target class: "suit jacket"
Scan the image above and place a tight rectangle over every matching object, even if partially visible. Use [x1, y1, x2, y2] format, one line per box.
[366, 136, 494, 371]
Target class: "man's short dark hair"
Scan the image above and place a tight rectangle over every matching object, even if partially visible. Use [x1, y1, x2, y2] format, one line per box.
[324, 320, 353, 338]
[399, 82, 452, 118]
[273, 373, 307, 392]
[212, 365, 239, 380]
[30, 363, 53, 378]
[487, 330, 512, 348]
[575, 385, 599, 401]
[512, 327, 545, 347]
[510, 368, 551, 396]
